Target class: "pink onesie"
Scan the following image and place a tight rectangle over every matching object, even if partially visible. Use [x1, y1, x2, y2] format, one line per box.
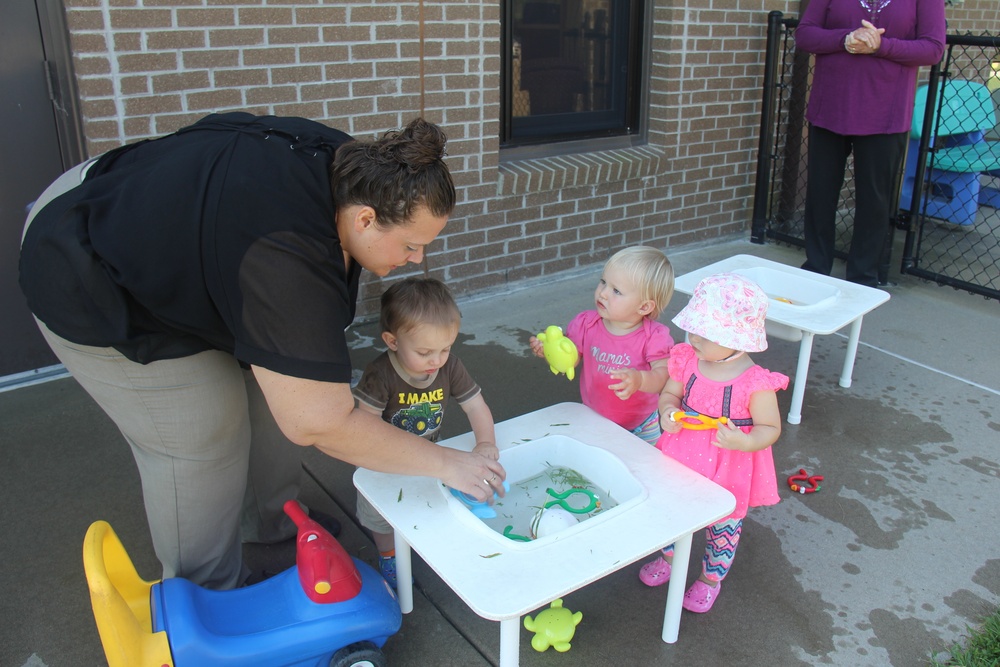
[566, 310, 673, 431]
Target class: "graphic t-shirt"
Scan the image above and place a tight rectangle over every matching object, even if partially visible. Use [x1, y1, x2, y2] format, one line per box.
[353, 351, 480, 442]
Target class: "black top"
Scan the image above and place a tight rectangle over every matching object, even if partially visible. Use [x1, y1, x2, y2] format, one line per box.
[20, 112, 363, 383]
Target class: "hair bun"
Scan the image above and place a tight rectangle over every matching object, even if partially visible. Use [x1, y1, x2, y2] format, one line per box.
[377, 118, 448, 170]
[330, 117, 455, 224]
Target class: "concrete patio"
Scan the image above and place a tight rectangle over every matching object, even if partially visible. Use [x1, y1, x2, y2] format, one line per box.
[3, 238, 998, 666]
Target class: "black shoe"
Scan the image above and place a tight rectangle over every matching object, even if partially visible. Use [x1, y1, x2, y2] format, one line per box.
[308, 509, 342, 538]
[847, 276, 880, 288]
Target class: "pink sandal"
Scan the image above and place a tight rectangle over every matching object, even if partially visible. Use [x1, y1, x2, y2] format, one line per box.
[638, 556, 671, 587]
[682, 579, 721, 613]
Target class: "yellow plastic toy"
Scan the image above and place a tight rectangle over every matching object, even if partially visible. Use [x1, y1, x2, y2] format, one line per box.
[670, 410, 729, 430]
[523, 598, 583, 653]
[536, 325, 579, 380]
[82, 520, 174, 667]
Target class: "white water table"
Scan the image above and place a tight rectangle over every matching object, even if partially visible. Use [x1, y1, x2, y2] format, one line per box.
[354, 402, 735, 667]
[674, 254, 890, 425]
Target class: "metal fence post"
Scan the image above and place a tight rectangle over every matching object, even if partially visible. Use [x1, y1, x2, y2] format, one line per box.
[751, 10, 785, 244]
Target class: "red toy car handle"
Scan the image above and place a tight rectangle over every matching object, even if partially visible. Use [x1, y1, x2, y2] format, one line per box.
[787, 468, 823, 494]
[283, 500, 362, 603]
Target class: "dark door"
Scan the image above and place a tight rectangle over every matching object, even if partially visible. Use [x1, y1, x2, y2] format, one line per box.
[0, 0, 84, 378]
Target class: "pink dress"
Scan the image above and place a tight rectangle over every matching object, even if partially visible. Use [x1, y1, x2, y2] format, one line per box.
[657, 344, 789, 521]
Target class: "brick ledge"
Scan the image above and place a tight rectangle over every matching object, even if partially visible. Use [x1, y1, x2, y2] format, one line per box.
[497, 145, 662, 195]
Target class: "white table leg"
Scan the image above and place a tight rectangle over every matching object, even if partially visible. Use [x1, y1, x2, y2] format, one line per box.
[839, 317, 864, 389]
[661, 531, 693, 643]
[499, 617, 521, 667]
[786, 331, 814, 425]
[394, 534, 413, 614]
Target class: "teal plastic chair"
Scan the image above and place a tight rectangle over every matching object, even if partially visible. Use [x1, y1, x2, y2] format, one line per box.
[900, 80, 1000, 225]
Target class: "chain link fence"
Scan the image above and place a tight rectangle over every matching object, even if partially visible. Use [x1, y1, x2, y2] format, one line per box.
[752, 12, 1000, 301]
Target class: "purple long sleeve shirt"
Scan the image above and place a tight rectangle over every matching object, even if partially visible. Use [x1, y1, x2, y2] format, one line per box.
[795, 0, 946, 136]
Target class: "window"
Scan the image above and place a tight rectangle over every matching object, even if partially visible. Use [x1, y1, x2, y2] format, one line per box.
[502, 0, 645, 150]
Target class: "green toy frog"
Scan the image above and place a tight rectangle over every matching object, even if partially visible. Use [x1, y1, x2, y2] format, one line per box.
[537, 325, 579, 381]
[523, 598, 583, 652]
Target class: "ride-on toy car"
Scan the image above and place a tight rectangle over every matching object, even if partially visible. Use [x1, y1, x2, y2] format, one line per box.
[83, 501, 401, 667]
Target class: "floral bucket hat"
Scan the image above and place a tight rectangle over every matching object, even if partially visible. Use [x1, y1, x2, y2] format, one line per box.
[672, 272, 769, 352]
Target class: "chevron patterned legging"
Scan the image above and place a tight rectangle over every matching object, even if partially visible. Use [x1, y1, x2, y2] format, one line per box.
[661, 517, 743, 583]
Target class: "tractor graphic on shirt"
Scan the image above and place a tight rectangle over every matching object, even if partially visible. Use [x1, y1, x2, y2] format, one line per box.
[391, 402, 443, 437]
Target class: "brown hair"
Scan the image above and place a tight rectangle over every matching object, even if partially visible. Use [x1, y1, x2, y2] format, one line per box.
[380, 277, 461, 335]
[330, 118, 456, 228]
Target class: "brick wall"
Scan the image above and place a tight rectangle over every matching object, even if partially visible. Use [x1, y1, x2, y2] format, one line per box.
[946, 0, 1000, 33]
[62, 0, 999, 318]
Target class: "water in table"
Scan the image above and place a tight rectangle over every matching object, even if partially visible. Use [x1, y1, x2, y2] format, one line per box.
[482, 465, 620, 541]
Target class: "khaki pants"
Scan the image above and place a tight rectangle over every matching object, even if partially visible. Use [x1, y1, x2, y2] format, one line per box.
[357, 491, 392, 535]
[24, 161, 304, 589]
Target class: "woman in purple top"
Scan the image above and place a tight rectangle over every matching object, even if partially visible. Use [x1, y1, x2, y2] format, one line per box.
[795, 0, 945, 287]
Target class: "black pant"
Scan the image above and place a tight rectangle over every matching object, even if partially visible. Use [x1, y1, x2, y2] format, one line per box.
[801, 125, 907, 287]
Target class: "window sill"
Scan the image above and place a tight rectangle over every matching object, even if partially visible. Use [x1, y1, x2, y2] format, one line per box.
[497, 144, 661, 196]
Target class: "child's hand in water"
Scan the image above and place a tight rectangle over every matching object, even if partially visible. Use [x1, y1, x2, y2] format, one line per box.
[608, 368, 641, 400]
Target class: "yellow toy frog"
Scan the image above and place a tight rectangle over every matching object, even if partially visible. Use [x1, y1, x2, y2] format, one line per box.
[523, 598, 583, 652]
[536, 325, 579, 381]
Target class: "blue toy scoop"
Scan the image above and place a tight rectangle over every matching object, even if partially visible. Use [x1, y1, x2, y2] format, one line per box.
[449, 481, 510, 518]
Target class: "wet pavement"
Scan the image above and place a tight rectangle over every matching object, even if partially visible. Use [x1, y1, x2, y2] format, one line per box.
[3, 238, 998, 666]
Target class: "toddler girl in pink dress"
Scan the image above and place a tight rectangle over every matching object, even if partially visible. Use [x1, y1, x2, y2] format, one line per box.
[639, 272, 788, 613]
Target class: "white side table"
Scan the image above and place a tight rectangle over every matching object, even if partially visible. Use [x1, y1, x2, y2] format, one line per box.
[674, 254, 889, 424]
